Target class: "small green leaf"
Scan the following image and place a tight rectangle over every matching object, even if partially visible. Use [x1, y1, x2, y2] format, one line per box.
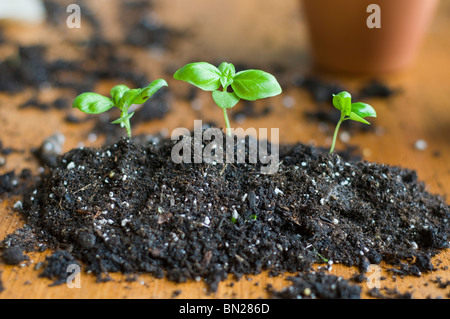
[131, 79, 168, 105]
[110, 85, 129, 106]
[218, 62, 235, 76]
[351, 102, 377, 119]
[112, 112, 135, 138]
[111, 111, 135, 125]
[212, 90, 240, 109]
[72, 93, 115, 114]
[231, 70, 282, 101]
[332, 91, 352, 116]
[174, 62, 221, 91]
[218, 62, 235, 89]
[349, 112, 371, 124]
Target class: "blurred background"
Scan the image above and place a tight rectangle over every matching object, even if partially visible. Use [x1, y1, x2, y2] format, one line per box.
[0, 0, 449, 173]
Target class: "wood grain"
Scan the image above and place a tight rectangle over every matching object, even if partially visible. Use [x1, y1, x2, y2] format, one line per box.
[0, 0, 449, 299]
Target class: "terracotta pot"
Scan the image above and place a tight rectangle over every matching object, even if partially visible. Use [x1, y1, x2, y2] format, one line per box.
[301, 0, 439, 75]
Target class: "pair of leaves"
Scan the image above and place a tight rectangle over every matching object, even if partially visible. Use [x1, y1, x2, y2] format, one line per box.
[73, 79, 168, 114]
[173, 62, 282, 109]
[332, 91, 377, 124]
[72, 79, 168, 137]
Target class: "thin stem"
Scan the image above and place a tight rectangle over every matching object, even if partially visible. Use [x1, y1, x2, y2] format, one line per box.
[223, 108, 232, 137]
[125, 122, 132, 138]
[329, 113, 346, 154]
[123, 110, 132, 138]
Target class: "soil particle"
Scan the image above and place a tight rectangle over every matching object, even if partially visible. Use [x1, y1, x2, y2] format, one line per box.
[38, 250, 81, 286]
[125, 16, 171, 50]
[0, 272, 4, 293]
[16, 46, 49, 89]
[293, 75, 346, 103]
[430, 276, 450, 289]
[171, 289, 182, 298]
[359, 80, 398, 99]
[33, 133, 66, 167]
[1, 246, 28, 265]
[2, 133, 449, 293]
[266, 272, 362, 299]
[0, 169, 33, 198]
[367, 287, 413, 299]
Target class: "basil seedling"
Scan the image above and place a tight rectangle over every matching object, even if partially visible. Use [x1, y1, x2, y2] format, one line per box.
[174, 62, 282, 136]
[72, 79, 168, 137]
[329, 91, 377, 153]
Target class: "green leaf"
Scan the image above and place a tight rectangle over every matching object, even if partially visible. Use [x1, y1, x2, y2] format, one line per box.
[173, 62, 221, 91]
[351, 102, 377, 119]
[218, 62, 235, 89]
[332, 91, 352, 116]
[131, 79, 168, 105]
[72, 93, 115, 114]
[110, 85, 129, 106]
[218, 62, 235, 76]
[111, 111, 135, 125]
[212, 90, 240, 109]
[118, 89, 141, 110]
[231, 70, 282, 101]
[349, 112, 371, 125]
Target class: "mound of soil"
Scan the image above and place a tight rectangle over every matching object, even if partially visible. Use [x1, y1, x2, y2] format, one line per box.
[1, 133, 449, 293]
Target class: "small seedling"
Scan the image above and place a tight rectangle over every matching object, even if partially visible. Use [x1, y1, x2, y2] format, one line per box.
[72, 79, 168, 138]
[173, 62, 282, 136]
[313, 247, 329, 263]
[329, 91, 377, 153]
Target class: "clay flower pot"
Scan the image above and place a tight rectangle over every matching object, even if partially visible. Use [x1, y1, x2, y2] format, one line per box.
[301, 0, 439, 75]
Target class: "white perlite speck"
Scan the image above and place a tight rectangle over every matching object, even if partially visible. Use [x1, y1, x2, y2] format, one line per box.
[13, 201, 23, 210]
[414, 139, 427, 151]
[232, 209, 239, 220]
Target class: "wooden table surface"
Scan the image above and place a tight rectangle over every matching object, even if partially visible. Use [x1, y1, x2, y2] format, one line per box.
[0, 0, 449, 299]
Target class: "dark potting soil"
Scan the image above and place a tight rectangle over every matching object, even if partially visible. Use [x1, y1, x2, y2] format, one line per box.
[1, 132, 448, 294]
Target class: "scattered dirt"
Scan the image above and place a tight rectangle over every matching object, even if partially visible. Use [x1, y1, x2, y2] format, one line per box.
[0, 169, 34, 198]
[1, 132, 448, 294]
[1, 246, 28, 265]
[0, 0, 174, 143]
[367, 287, 413, 299]
[0, 271, 4, 293]
[38, 250, 81, 286]
[266, 271, 362, 299]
